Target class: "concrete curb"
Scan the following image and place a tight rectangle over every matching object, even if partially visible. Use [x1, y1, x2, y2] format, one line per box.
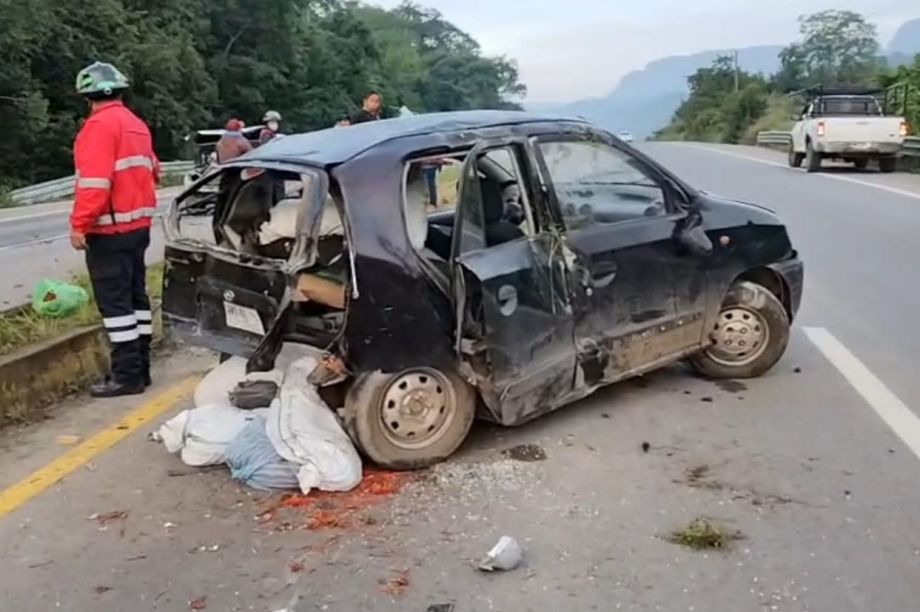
[0, 324, 108, 428]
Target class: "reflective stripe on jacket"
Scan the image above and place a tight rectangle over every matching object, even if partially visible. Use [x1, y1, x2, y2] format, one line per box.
[71, 101, 160, 235]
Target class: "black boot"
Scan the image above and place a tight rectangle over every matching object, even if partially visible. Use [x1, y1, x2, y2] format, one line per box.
[90, 376, 145, 398]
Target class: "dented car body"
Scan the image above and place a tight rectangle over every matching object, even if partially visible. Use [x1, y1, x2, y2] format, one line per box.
[163, 111, 803, 468]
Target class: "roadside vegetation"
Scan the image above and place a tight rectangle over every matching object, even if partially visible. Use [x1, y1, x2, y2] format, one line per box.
[0, 1, 524, 191]
[656, 10, 920, 144]
[0, 264, 163, 357]
[667, 516, 744, 551]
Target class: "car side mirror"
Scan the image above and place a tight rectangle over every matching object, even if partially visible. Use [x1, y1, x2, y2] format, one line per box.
[673, 211, 713, 258]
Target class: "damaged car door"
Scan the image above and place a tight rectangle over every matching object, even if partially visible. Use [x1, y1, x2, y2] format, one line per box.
[534, 135, 710, 384]
[452, 139, 577, 426]
[163, 163, 329, 360]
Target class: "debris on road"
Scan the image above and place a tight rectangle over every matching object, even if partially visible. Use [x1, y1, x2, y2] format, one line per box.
[477, 535, 523, 572]
[641, 442, 651, 453]
[667, 517, 743, 550]
[380, 568, 410, 597]
[189, 595, 207, 610]
[55, 434, 81, 445]
[502, 444, 547, 462]
[93, 585, 112, 595]
[88, 510, 128, 528]
[427, 605, 455, 612]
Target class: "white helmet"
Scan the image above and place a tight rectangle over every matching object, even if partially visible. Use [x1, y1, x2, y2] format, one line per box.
[263, 110, 282, 122]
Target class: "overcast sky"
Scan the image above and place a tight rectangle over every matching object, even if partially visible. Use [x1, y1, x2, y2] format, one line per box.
[372, 0, 918, 103]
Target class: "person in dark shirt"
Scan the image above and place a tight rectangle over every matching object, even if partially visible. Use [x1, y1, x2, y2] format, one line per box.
[350, 91, 382, 124]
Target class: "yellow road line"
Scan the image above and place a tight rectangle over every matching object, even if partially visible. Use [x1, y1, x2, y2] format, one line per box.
[0, 376, 199, 519]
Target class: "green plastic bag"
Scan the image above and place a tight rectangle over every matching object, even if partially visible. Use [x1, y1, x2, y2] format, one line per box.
[32, 280, 89, 318]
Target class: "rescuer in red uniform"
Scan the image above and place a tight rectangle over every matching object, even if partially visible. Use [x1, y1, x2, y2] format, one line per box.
[70, 62, 160, 397]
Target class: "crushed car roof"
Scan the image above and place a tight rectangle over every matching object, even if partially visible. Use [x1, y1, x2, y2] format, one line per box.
[238, 110, 586, 167]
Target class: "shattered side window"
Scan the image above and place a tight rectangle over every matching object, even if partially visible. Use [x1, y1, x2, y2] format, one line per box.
[538, 141, 666, 231]
[170, 172, 222, 245]
[169, 167, 329, 265]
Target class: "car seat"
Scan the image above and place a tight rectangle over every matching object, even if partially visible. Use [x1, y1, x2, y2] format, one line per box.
[482, 179, 524, 247]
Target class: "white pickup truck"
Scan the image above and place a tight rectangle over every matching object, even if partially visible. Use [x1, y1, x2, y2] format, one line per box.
[788, 93, 908, 173]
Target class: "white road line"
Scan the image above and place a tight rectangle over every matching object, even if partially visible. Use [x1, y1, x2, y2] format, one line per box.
[0, 233, 70, 253]
[0, 206, 72, 224]
[678, 143, 920, 202]
[804, 326, 920, 461]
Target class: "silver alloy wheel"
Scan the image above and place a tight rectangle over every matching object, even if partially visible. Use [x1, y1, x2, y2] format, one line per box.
[380, 368, 456, 450]
[704, 306, 770, 367]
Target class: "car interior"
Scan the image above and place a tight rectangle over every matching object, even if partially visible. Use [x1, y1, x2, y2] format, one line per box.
[176, 167, 350, 343]
[404, 151, 531, 290]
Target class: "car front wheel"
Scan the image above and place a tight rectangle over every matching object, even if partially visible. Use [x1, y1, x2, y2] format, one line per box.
[344, 367, 476, 470]
[787, 146, 804, 168]
[691, 281, 790, 379]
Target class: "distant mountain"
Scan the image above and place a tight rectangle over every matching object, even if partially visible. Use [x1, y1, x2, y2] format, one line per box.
[888, 18, 920, 56]
[534, 45, 783, 139]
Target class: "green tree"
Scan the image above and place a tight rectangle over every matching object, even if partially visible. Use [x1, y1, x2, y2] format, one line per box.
[777, 10, 881, 90]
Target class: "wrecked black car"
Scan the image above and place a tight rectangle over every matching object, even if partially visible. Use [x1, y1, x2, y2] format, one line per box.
[163, 111, 803, 469]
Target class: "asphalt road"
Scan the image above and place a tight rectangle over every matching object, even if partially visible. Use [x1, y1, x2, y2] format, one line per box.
[1, 144, 920, 611]
[0, 187, 181, 308]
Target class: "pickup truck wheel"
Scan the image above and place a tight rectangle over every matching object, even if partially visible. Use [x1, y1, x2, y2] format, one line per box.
[805, 141, 822, 173]
[878, 156, 897, 173]
[344, 367, 476, 470]
[787, 147, 804, 168]
[691, 281, 790, 380]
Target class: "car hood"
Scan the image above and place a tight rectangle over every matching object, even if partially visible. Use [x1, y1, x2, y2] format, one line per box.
[696, 191, 783, 228]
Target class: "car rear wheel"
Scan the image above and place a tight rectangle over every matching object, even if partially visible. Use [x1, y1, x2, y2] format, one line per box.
[805, 141, 821, 173]
[878, 156, 897, 173]
[690, 281, 790, 379]
[344, 367, 476, 470]
[787, 146, 804, 168]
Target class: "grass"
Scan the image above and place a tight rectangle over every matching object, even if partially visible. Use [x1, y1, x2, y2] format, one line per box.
[667, 516, 743, 551]
[0, 263, 164, 357]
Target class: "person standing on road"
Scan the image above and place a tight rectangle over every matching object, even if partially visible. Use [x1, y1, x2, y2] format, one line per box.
[216, 118, 252, 163]
[350, 91, 383, 125]
[70, 62, 159, 398]
[259, 110, 282, 145]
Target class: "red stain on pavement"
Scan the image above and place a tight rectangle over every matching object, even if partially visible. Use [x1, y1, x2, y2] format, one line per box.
[273, 469, 411, 531]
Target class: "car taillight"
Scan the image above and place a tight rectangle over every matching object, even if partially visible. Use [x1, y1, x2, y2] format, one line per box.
[900, 121, 910, 137]
[816, 121, 826, 137]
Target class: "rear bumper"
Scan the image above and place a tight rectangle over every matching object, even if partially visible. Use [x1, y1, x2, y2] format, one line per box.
[768, 256, 804, 321]
[815, 142, 901, 156]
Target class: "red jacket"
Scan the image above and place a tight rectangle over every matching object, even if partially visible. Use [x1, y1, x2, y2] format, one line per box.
[71, 101, 160, 235]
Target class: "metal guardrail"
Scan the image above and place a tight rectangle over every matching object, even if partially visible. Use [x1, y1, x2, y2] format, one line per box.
[9, 160, 192, 206]
[903, 137, 920, 156]
[756, 132, 920, 157]
[755, 131, 793, 146]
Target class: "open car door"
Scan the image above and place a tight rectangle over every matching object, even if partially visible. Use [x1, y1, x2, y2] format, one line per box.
[451, 139, 578, 426]
[163, 163, 330, 369]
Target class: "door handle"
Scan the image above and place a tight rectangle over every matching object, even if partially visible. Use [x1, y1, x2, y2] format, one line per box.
[590, 260, 618, 288]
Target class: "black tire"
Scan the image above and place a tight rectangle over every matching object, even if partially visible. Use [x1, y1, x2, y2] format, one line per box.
[805, 140, 821, 173]
[787, 146, 804, 168]
[690, 281, 790, 379]
[878, 156, 897, 173]
[344, 367, 476, 470]
[219, 352, 232, 364]
[853, 159, 868, 170]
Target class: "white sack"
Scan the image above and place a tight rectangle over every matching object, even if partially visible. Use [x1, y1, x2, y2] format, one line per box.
[265, 356, 362, 494]
[193, 343, 323, 409]
[157, 404, 268, 467]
